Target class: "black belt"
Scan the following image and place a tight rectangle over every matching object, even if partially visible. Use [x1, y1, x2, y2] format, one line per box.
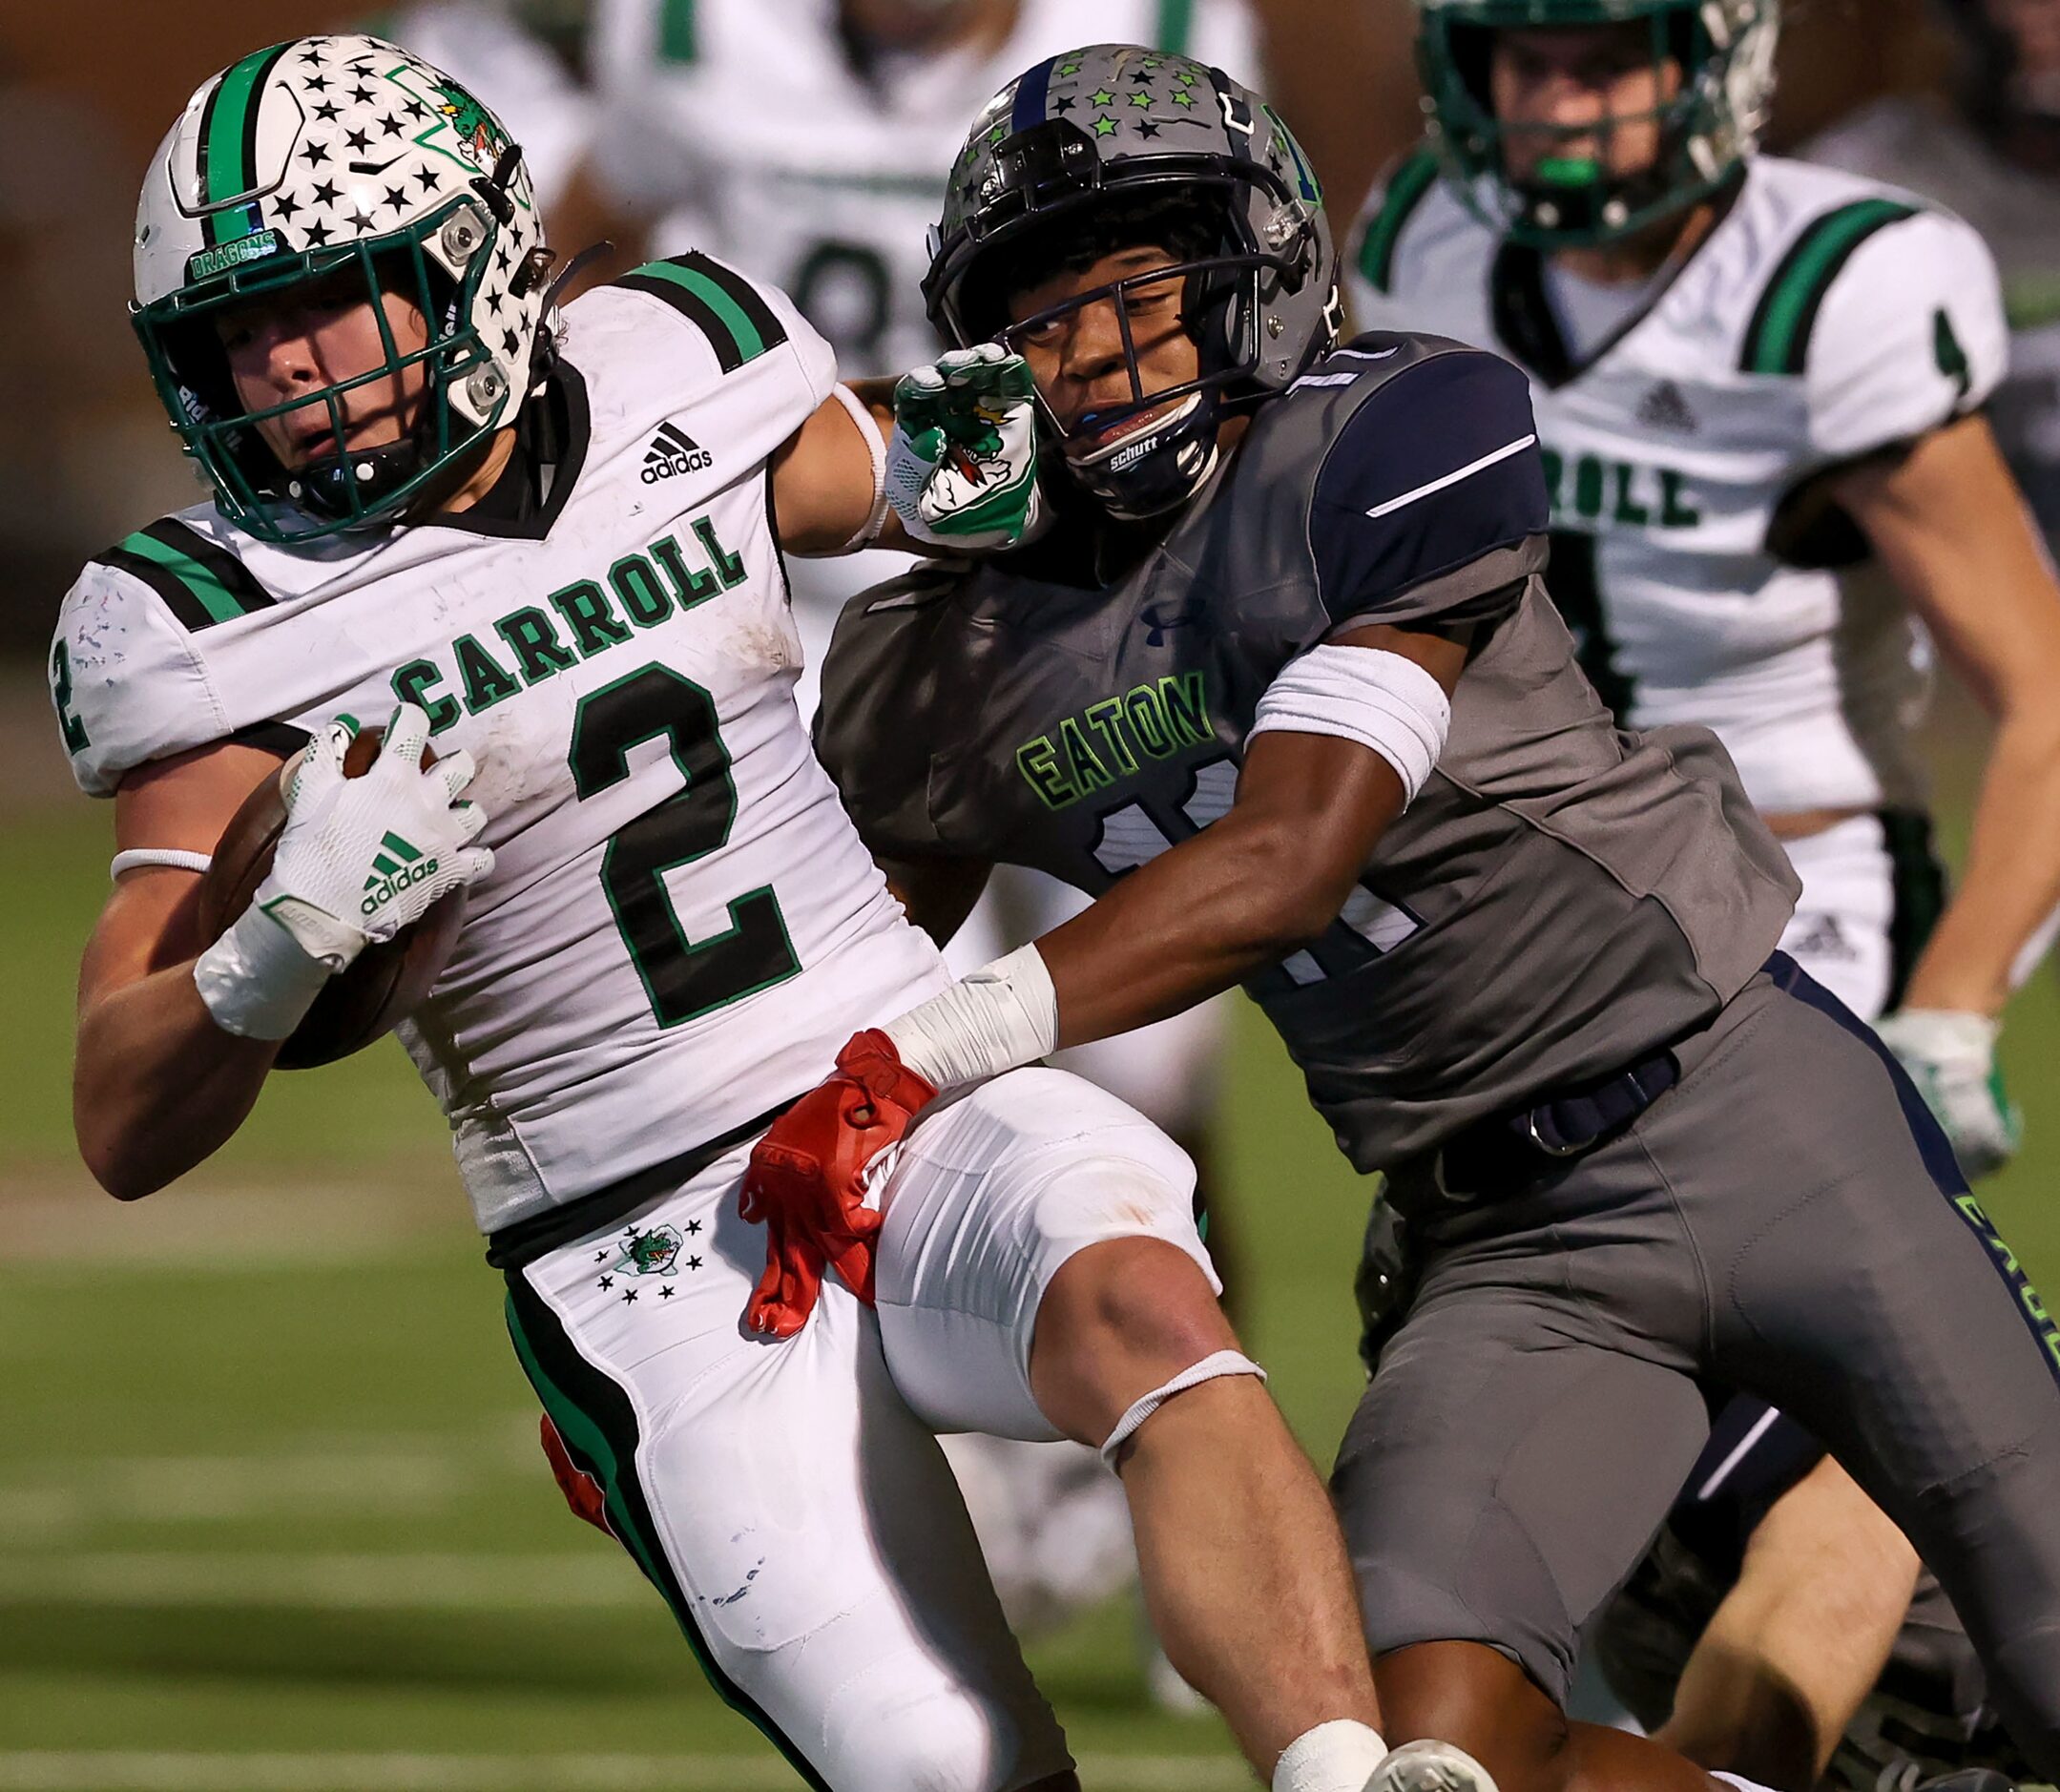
[485, 1097, 797, 1270]
[1426, 1041, 1682, 1206]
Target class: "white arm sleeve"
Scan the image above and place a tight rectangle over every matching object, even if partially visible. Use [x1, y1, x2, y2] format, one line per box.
[1246, 644, 1452, 806]
[1807, 208, 2010, 463]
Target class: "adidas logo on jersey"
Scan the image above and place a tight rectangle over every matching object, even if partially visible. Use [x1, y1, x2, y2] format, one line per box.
[361, 829, 438, 916]
[641, 422, 712, 483]
[1636, 381, 1698, 435]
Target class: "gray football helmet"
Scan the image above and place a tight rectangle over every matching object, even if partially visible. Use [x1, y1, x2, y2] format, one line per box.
[925, 44, 1339, 517]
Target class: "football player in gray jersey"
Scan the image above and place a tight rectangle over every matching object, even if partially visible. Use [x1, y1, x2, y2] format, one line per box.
[735, 42, 2060, 1792]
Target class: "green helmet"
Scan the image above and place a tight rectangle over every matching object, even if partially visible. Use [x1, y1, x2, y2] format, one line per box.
[132, 35, 552, 544]
[1415, 0, 1780, 247]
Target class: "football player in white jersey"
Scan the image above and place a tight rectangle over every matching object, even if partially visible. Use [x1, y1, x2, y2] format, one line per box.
[52, 37, 1447, 1792]
[1809, 0, 2060, 582]
[580, 0, 1259, 1670]
[1345, 0, 2060, 1175]
[1342, 0, 2060, 1780]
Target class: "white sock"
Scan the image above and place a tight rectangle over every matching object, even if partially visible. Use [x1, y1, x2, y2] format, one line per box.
[1714, 1775, 1784, 1792]
[1273, 1719, 1388, 1792]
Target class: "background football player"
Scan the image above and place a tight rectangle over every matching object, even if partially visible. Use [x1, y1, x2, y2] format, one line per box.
[52, 36, 1436, 1792]
[776, 39, 2060, 1790]
[1342, 0, 2060, 1778]
[1811, 0, 2060, 553]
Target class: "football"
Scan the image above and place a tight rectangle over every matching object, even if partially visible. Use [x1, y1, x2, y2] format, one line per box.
[197, 726, 467, 1070]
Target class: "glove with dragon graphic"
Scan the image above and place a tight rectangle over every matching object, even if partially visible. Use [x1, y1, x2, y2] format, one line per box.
[884, 344, 1051, 552]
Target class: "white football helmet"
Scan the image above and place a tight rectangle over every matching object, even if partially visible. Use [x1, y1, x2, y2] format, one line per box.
[132, 34, 552, 540]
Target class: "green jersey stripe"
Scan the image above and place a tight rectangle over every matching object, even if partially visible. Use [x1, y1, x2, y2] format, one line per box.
[1356, 151, 1440, 297]
[1739, 198, 1918, 377]
[672, 253, 789, 354]
[198, 42, 291, 247]
[659, 0, 697, 62]
[502, 1278, 832, 1792]
[1155, 0, 1195, 54]
[142, 517, 278, 615]
[97, 518, 276, 631]
[617, 256, 788, 372]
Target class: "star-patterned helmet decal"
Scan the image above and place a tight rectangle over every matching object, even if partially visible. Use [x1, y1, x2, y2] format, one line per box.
[133, 32, 561, 539]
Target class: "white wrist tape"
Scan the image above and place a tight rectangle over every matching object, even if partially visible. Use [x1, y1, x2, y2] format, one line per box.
[1100, 1349, 1267, 1468]
[882, 943, 1058, 1092]
[1274, 1719, 1388, 1792]
[112, 848, 213, 879]
[1247, 644, 1451, 806]
[830, 383, 891, 551]
[192, 903, 333, 1040]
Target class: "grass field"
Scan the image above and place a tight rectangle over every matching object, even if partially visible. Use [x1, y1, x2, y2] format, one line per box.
[4, 724, 2057, 1791]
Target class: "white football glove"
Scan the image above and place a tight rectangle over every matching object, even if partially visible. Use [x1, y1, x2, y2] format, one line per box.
[194, 704, 492, 1040]
[884, 344, 1051, 552]
[1873, 1008, 2023, 1181]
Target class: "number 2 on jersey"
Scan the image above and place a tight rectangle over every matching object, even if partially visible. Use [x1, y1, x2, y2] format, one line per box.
[569, 663, 800, 1028]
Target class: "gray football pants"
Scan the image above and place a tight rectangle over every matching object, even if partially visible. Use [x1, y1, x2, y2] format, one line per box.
[1334, 959, 2060, 1771]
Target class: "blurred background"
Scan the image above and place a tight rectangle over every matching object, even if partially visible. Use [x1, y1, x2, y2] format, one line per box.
[1, 1, 2055, 1787]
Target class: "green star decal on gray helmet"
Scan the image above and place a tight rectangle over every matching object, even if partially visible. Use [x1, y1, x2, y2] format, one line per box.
[1415, 0, 1780, 247]
[924, 44, 1339, 517]
[130, 34, 552, 543]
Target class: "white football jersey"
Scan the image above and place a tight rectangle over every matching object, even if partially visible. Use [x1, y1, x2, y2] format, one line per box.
[585, 0, 1259, 378]
[1344, 154, 2009, 816]
[385, 3, 598, 212]
[1808, 96, 2060, 550]
[52, 260, 947, 1236]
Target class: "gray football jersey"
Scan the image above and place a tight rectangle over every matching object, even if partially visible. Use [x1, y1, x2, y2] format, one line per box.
[818, 335, 1800, 1168]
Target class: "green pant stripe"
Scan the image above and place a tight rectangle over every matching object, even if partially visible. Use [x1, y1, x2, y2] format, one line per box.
[1882, 808, 1948, 1011]
[1741, 199, 1917, 376]
[200, 42, 290, 243]
[503, 1276, 832, 1792]
[1356, 152, 1440, 297]
[1154, 0, 1194, 54]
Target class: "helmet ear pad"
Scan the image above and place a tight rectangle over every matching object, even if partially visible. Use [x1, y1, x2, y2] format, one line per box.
[1180, 259, 1249, 383]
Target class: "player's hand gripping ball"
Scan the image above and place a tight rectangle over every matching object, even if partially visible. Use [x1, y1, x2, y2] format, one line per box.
[739, 1031, 939, 1337]
[884, 344, 1050, 552]
[198, 704, 490, 1066]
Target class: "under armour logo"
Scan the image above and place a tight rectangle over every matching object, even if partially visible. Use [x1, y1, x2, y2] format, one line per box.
[1140, 601, 1204, 646]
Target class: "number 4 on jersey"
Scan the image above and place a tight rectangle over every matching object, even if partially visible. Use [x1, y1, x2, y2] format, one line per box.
[1090, 757, 1421, 991]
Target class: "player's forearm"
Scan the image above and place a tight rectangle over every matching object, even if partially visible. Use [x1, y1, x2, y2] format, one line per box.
[1041, 810, 1369, 1049]
[74, 962, 281, 1199]
[1902, 706, 2060, 1014]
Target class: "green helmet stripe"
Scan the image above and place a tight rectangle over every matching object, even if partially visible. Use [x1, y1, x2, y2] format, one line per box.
[1740, 198, 1917, 377]
[1154, 0, 1195, 54]
[1355, 151, 1440, 297]
[199, 40, 291, 244]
